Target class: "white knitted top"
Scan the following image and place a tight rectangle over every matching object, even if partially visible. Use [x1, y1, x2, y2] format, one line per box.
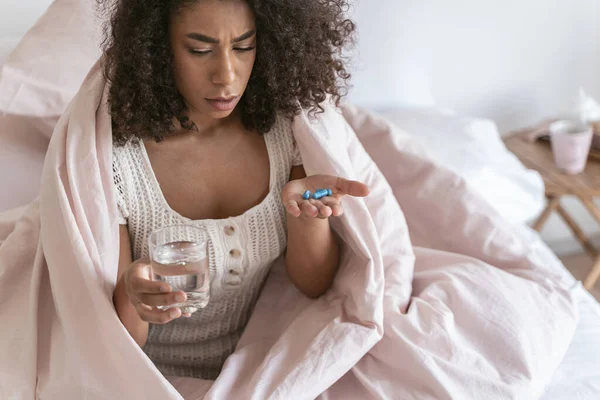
[112, 117, 301, 379]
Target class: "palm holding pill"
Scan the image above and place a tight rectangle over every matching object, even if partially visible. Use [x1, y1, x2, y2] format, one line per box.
[282, 174, 370, 219]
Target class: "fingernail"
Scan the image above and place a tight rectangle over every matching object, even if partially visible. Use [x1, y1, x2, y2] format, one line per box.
[160, 285, 170, 293]
[175, 292, 186, 302]
[169, 308, 180, 318]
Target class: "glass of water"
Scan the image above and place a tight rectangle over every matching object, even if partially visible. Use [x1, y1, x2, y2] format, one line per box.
[148, 224, 210, 315]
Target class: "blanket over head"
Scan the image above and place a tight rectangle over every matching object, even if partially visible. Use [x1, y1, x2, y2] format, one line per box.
[0, 62, 579, 400]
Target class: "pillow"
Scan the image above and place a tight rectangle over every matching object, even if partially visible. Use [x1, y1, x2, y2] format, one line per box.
[343, 104, 546, 225]
[0, 0, 101, 120]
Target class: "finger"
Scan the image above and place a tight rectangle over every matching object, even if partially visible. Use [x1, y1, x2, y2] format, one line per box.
[300, 200, 319, 218]
[313, 200, 332, 218]
[130, 276, 171, 297]
[138, 290, 187, 308]
[136, 304, 182, 324]
[320, 197, 344, 217]
[282, 191, 304, 217]
[129, 258, 153, 280]
[285, 199, 302, 217]
[335, 177, 370, 198]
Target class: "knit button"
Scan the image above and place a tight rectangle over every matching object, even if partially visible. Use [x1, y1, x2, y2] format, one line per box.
[226, 276, 242, 286]
[224, 226, 235, 236]
[229, 249, 242, 258]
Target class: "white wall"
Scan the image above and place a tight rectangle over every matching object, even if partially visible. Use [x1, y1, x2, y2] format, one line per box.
[0, 0, 53, 37]
[348, 0, 600, 254]
[348, 0, 600, 133]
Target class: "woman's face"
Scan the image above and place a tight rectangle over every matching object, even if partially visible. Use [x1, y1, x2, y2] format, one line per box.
[169, 0, 256, 121]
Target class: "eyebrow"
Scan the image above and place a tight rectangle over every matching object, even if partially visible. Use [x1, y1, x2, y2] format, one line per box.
[186, 29, 256, 44]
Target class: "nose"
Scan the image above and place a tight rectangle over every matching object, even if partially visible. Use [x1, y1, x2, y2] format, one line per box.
[212, 51, 235, 86]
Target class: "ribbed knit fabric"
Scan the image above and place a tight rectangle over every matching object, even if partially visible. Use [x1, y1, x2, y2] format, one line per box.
[112, 117, 301, 379]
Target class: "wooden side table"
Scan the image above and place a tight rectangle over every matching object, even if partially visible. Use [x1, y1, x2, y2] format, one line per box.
[504, 131, 600, 290]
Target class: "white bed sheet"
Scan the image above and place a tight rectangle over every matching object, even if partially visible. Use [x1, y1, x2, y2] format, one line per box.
[542, 286, 600, 399]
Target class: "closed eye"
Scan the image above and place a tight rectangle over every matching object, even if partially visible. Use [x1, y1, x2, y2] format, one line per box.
[189, 47, 255, 56]
[189, 49, 211, 56]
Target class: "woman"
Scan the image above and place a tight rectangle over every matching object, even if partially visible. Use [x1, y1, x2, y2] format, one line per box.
[105, 0, 368, 379]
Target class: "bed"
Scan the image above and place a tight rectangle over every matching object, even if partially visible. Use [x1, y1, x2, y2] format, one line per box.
[1, 1, 599, 398]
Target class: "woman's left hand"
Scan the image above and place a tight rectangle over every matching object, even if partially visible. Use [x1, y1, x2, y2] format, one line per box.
[282, 174, 370, 219]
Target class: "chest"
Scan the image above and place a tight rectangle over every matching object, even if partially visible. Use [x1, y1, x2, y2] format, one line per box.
[144, 132, 274, 221]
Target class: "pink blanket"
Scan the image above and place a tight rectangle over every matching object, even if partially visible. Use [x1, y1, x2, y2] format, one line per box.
[0, 62, 578, 400]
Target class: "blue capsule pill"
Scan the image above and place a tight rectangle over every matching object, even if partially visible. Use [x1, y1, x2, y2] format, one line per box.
[316, 188, 333, 197]
[302, 190, 311, 200]
[312, 189, 330, 200]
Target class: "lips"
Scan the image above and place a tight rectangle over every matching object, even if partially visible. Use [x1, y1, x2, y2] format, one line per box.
[206, 96, 239, 112]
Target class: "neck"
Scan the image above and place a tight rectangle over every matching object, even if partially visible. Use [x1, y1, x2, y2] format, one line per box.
[185, 107, 241, 137]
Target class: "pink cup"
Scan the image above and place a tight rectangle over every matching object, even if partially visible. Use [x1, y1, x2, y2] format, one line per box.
[549, 120, 593, 175]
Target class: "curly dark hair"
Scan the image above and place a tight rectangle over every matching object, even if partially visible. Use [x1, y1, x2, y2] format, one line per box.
[98, 0, 356, 145]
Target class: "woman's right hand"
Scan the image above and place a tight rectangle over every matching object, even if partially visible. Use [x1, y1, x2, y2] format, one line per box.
[122, 258, 189, 323]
